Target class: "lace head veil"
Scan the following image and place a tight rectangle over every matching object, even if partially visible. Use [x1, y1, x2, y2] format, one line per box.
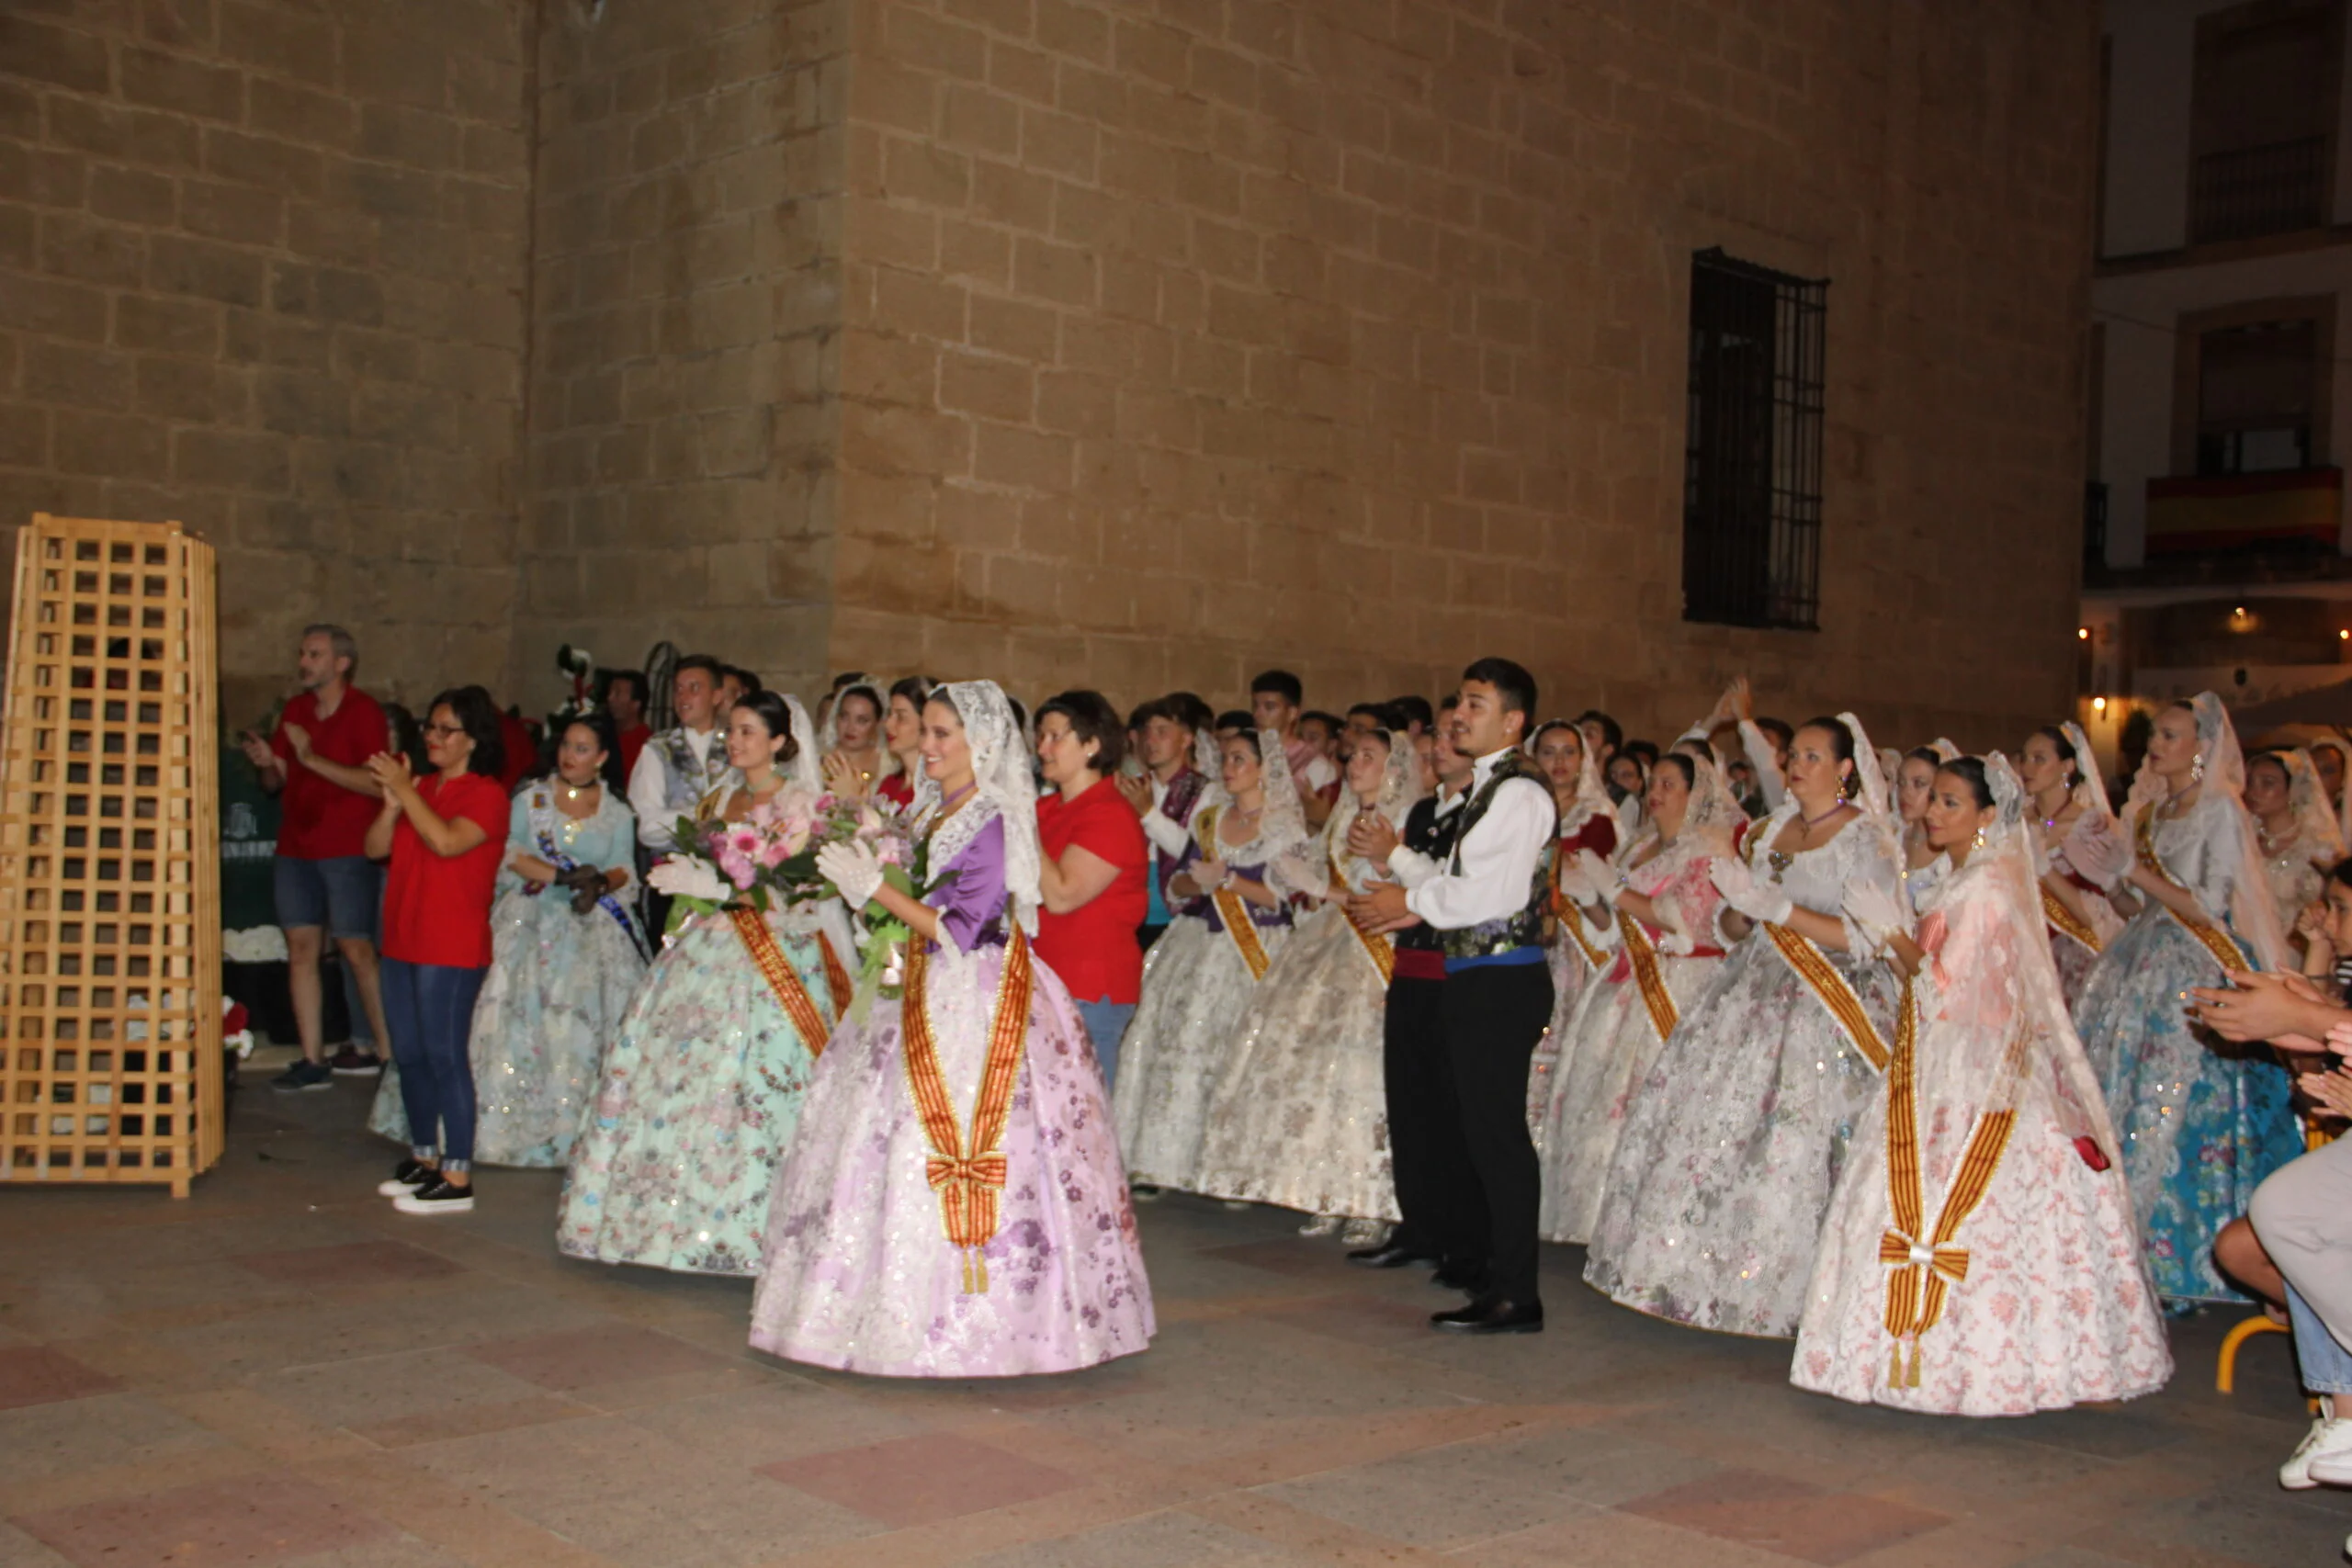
[2057, 720, 2112, 818]
[2306, 731, 2352, 844]
[780, 694, 824, 793]
[820, 679, 887, 753]
[1918, 752, 2120, 1161]
[1529, 717, 1622, 840]
[2175, 692, 2292, 971]
[910, 680, 1041, 937]
[2277, 746, 2346, 863]
[1671, 748, 1745, 857]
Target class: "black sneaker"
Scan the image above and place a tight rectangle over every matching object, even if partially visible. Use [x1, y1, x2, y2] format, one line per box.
[270, 1059, 334, 1093]
[330, 1044, 384, 1076]
[393, 1178, 474, 1215]
[376, 1158, 438, 1197]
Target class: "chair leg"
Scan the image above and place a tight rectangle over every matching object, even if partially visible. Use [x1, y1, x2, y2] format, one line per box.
[2218, 1314, 2290, 1393]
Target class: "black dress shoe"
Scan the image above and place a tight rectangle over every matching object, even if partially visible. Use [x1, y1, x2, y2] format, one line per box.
[1430, 1298, 1544, 1335]
[1346, 1240, 1434, 1269]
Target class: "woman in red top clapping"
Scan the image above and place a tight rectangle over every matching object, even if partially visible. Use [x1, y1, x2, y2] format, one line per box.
[1035, 690, 1149, 1088]
[365, 685, 510, 1215]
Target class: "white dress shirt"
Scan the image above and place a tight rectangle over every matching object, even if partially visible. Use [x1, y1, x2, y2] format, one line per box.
[1393, 750, 1555, 930]
[628, 727, 721, 852]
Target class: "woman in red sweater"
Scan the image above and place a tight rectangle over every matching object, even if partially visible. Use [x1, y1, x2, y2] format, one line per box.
[365, 685, 511, 1214]
[1035, 689, 1149, 1088]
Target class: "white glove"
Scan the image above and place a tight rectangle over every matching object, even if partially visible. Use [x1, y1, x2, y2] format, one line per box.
[1554, 852, 1597, 908]
[1841, 879, 1907, 955]
[1711, 855, 1792, 926]
[1574, 850, 1620, 908]
[648, 856, 727, 904]
[816, 840, 884, 909]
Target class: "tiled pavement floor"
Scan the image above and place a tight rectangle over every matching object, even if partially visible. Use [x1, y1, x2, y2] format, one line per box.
[4, 1077, 2351, 1567]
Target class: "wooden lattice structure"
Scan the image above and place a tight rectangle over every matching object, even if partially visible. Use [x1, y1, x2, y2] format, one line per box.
[0, 516, 221, 1196]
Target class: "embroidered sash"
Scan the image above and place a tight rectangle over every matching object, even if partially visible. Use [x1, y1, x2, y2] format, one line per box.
[1764, 921, 1891, 1072]
[1324, 841, 1394, 987]
[1550, 850, 1611, 972]
[1194, 806, 1272, 980]
[1878, 978, 2016, 1388]
[2040, 886, 2101, 954]
[535, 822, 648, 959]
[2133, 810, 2251, 972]
[901, 925, 1035, 1293]
[817, 931, 854, 1016]
[728, 906, 831, 1058]
[1618, 910, 1679, 1042]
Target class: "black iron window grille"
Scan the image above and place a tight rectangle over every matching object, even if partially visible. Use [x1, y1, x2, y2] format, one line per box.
[2192, 134, 2328, 244]
[1681, 248, 1827, 630]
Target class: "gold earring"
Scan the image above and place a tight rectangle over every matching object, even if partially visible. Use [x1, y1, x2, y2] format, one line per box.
[1972, 825, 1987, 851]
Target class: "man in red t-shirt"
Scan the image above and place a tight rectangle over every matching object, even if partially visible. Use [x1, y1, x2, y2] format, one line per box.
[238, 625, 395, 1091]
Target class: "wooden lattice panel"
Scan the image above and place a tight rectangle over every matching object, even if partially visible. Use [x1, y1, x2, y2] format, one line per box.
[0, 515, 221, 1196]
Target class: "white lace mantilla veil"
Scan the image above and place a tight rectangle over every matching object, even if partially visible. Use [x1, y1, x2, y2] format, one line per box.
[1199, 728, 1309, 858]
[1274, 729, 1423, 901]
[910, 680, 1041, 938]
[2279, 746, 2346, 863]
[2058, 720, 2113, 818]
[1929, 753, 2120, 1156]
[1525, 717, 1623, 841]
[1928, 737, 1961, 762]
[1741, 713, 1896, 873]
[2307, 731, 2352, 844]
[2124, 692, 2292, 972]
[1668, 748, 1744, 858]
[818, 679, 898, 780]
[780, 694, 824, 793]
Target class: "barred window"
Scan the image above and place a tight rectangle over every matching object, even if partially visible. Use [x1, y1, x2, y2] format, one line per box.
[1680, 248, 1827, 631]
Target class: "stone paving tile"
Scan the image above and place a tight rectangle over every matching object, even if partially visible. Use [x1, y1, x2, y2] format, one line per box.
[464, 1322, 735, 1391]
[232, 1240, 469, 1290]
[0, 1389, 228, 1483]
[1621, 1467, 1952, 1564]
[763, 1432, 1084, 1527]
[0, 1348, 117, 1411]
[0, 1523, 74, 1568]
[12, 1473, 395, 1568]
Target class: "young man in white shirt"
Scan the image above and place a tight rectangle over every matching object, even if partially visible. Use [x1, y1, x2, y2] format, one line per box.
[1348, 660, 1557, 1335]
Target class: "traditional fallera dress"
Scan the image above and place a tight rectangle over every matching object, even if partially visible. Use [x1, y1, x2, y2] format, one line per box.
[2252, 748, 2342, 942]
[1190, 743, 1421, 1224]
[1587, 720, 1906, 1338]
[1535, 755, 1739, 1247]
[2073, 699, 2300, 1304]
[1794, 758, 2171, 1416]
[748, 680, 1152, 1377]
[554, 782, 856, 1277]
[1525, 743, 1621, 1141]
[1110, 735, 1307, 1194]
[368, 780, 649, 1168]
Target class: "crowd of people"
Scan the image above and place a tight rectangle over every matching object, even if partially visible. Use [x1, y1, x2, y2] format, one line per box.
[240, 625, 2352, 1480]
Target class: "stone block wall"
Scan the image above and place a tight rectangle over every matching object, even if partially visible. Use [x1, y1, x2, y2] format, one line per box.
[512, 0, 851, 706]
[820, 0, 2101, 746]
[0, 0, 532, 726]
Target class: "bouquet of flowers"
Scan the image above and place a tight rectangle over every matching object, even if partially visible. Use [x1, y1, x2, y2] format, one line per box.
[652, 790, 914, 921]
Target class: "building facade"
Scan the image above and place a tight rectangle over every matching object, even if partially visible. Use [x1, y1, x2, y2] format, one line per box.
[2088, 0, 2352, 757]
[1, 0, 2100, 744]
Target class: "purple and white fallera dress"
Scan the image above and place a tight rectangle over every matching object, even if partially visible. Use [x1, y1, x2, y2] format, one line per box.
[748, 681, 1153, 1378]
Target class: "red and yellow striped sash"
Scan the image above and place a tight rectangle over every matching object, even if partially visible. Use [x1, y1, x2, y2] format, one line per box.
[1328, 841, 1394, 987]
[1879, 978, 2016, 1388]
[1556, 897, 1610, 972]
[729, 906, 831, 1058]
[1214, 886, 1272, 980]
[2040, 886, 2101, 954]
[900, 925, 1035, 1294]
[1618, 910, 1679, 1043]
[1764, 922, 1890, 1072]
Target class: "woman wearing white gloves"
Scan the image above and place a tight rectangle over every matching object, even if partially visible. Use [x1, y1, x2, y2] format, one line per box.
[1585, 716, 1907, 1338]
[555, 690, 854, 1276]
[1533, 748, 1741, 1245]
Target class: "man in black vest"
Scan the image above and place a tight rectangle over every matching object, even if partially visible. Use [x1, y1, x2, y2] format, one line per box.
[1346, 660, 1557, 1333]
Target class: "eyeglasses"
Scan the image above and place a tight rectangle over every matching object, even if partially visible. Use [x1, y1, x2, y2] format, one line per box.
[424, 723, 466, 739]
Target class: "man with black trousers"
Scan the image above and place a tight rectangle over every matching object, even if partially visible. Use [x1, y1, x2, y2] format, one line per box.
[1345, 660, 1557, 1334]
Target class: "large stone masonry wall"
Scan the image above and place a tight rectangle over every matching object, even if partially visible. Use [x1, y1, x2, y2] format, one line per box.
[0, 0, 532, 727]
[822, 0, 2101, 745]
[511, 0, 851, 706]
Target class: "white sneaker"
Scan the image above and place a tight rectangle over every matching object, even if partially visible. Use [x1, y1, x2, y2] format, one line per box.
[2281, 1412, 2352, 1488]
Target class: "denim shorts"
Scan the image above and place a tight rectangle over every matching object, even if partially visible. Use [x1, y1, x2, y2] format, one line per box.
[273, 854, 382, 940]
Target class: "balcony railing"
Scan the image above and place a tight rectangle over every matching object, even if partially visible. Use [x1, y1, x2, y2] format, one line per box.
[2145, 467, 2342, 556]
[2191, 135, 2328, 244]
[2085, 480, 2108, 568]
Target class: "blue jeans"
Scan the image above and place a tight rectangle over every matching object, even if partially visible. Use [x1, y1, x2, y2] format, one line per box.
[1074, 998, 1136, 1091]
[2291, 1284, 2352, 1397]
[381, 959, 486, 1173]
